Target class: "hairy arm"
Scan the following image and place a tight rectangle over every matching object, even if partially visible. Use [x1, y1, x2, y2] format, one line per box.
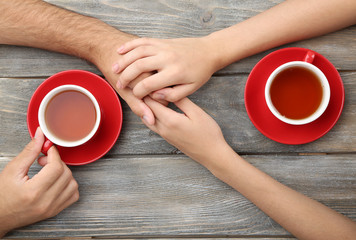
[0, 0, 155, 124]
[0, 0, 127, 64]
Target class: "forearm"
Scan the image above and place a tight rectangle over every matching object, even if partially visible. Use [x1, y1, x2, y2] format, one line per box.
[208, 147, 356, 240]
[0, 0, 133, 68]
[205, 0, 356, 71]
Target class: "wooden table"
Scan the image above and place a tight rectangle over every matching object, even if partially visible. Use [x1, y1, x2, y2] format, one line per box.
[1, 0, 355, 239]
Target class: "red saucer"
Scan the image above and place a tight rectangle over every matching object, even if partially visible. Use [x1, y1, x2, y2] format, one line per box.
[27, 70, 123, 165]
[244, 47, 344, 144]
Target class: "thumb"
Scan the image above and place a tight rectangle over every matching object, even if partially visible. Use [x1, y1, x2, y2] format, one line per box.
[13, 127, 45, 173]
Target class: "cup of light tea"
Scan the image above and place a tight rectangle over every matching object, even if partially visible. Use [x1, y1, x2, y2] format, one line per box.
[265, 51, 330, 125]
[38, 84, 101, 153]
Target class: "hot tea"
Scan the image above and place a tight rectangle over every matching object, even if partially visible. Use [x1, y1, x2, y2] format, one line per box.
[269, 66, 323, 120]
[45, 90, 96, 142]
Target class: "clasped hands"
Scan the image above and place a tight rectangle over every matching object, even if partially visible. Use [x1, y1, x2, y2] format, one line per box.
[110, 36, 227, 167]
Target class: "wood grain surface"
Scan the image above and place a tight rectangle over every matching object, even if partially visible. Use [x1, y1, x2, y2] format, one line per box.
[1, 72, 355, 156]
[0, 0, 355, 239]
[1, 154, 355, 239]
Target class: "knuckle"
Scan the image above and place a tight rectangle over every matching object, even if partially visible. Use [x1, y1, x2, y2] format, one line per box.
[117, 58, 126, 70]
[22, 190, 36, 204]
[133, 59, 145, 71]
[140, 37, 151, 44]
[132, 86, 145, 98]
[35, 201, 52, 217]
[166, 92, 180, 102]
[73, 190, 80, 202]
[22, 141, 36, 155]
[138, 80, 151, 92]
[64, 167, 73, 179]
[171, 66, 183, 79]
[52, 162, 65, 177]
[166, 51, 179, 62]
[138, 45, 150, 55]
[119, 75, 129, 86]
[72, 179, 79, 192]
[165, 116, 179, 129]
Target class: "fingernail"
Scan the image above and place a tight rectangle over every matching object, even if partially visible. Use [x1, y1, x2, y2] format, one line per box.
[34, 127, 41, 139]
[112, 63, 119, 73]
[117, 45, 125, 54]
[142, 115, 151, 125]
[117, 80, 122, 89]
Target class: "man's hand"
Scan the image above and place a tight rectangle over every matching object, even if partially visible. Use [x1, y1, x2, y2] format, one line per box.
[0, 128, 79, 238]
[0, 0, 156, 125]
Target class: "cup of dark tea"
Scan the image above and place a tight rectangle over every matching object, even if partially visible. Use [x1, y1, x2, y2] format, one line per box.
[265, 51, 330, 125]
[38, 84, 101, 153]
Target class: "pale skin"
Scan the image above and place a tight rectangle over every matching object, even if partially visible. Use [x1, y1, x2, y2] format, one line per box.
[142, 97, 356, 240]
[114, 0, 356, 102]
[1, 0, 355, 238]
[0, 128, 79, 238]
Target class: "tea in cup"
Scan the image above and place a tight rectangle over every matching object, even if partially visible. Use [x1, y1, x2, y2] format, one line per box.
[265, 51, 330, 125]
[38, 84, 101, 153]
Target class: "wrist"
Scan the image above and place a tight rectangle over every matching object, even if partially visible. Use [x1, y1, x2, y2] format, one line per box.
[200, 141, 239, 179]
[80, 22, 137, 67]
[203, 32, 233, 72]
[89, 30, 137, 75]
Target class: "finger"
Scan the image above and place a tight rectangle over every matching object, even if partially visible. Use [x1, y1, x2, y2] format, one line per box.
[46, 179, 79, 219]
[117, 37, 159, 54]
[127, 72, 152, 89]
[124, 73, 169, 106]
[114, 45, 156, 74]
[37, 156, 48, 167]
[152, 96, 169, 106]
[173, 97, 203, 119]
[132, 71, 177, 99]
[46, 165, 74, 202]
[117, 87, 155, 125]
[56, 184, 79, 216]
[30, 146, 65, 190]
[52, 177, 79, 209]
[152, 84, 195, 102]
[12, 127, 45, 174]
[140, 100, 165, 135]
[119, 56, 162, 89]
[143, 96, 184, 123]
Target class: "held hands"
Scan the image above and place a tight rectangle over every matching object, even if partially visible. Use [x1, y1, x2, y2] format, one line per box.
[142, 97, 229, 169]
[113, 37, 217, 102]
[0, 128, 79, 237]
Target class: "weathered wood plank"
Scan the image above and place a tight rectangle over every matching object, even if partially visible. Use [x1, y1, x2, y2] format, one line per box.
[4, 238, 298, 240]
[0, 0, 355, 78]
[2, 154, 355, 239]
[1, 71, 355, 156]
[5, 238, 298, 240]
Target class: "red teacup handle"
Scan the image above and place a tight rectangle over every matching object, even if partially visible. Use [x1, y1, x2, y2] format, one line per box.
[303, 50, 315, 63]
[41, 138, 54, 155]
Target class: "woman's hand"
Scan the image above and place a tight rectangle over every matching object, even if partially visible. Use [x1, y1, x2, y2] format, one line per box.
[114, 37, 218, 102]
[0, 128, 79, 237]
[141, 97, 229, 169]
